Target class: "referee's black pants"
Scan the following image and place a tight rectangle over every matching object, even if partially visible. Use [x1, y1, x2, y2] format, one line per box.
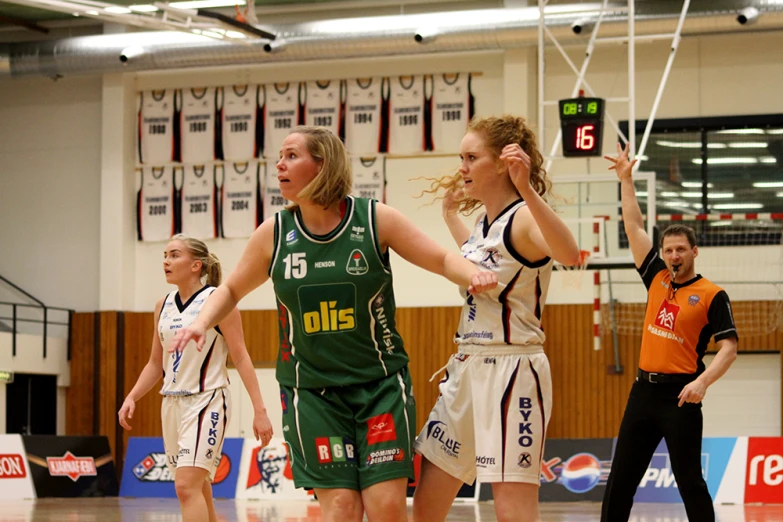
[601, 379, 714, 522]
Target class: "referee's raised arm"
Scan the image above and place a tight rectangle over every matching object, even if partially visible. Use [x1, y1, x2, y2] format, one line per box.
[605, 141, 652, 269]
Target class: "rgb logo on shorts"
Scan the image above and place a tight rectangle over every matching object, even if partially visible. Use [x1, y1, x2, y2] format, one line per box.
[315, 437, 356, 464]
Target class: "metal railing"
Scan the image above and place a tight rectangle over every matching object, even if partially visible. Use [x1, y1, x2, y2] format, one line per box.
[0, 274, 74, 360]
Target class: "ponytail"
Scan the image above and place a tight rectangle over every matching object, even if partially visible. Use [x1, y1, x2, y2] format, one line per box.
[206, 252, 222, 287]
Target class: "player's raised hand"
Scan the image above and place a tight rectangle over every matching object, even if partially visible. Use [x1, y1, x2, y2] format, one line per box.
[467, 270, 498, 295]
[500, 143, 532, 191]
[169, 323, 207, 353]
[605, 142, 638, 181]
[118, 397, 135, 430]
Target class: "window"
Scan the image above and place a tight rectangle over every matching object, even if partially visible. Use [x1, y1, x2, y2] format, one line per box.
[619, 115, 783, 247]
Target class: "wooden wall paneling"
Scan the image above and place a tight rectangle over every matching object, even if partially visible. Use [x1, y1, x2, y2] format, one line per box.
[66, 312, 95, 435]
[98, 312, 118, 461]
[70, 300, 780, 450]
[122, 312, 162, 450]
[239, 310, 278, 366]
[396, 306, 461, 433]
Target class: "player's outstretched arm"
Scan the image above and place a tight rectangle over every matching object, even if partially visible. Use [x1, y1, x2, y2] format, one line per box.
[171, 218, 275, 352]
[605, 142, 652, 268]
[220, 307, 273, 446]
[119, 297, 165, 430]
[376, 203, 497, 294]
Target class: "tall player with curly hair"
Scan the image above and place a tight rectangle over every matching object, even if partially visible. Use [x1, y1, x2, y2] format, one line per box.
[413, 115, 581, 522]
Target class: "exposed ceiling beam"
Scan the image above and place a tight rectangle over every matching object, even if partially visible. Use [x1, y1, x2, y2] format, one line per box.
[0, 0, 275, 41]
[0, 12, 50, 32]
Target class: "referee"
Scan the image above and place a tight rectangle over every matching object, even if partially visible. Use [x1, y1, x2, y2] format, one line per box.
[601, 143, 739, 522]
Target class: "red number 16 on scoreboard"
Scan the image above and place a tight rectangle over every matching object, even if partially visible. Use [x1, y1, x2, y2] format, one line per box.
[576, 124, 595, 150]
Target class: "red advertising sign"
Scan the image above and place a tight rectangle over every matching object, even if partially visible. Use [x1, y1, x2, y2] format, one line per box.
[745, 437, 783, 503]
[0, 454, 27, 479]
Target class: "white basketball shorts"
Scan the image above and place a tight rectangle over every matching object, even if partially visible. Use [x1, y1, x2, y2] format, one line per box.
[414, 345, 552, 485]
[161, 387, 231, 481]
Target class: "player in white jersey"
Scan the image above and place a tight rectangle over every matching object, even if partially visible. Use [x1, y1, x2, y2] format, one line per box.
[181, 87, 218, 164]
[221, 84, 261, 161]
[351, 156, 386, 202]
[413, 116, 581, 522]
[180, 165, 218, 239]
[388, 75, 425, 154]
[137, 166, 175, 242]
[261, 162, 289, 220]
[344, 77, 388, 156]
[139, 90, 177, 164]
[221, 161, 261, 238]
[427, 74, 474, 153]
[263, 83, 301, 160]
[119, 235, 273, 522]
[303, 80, 344, 138]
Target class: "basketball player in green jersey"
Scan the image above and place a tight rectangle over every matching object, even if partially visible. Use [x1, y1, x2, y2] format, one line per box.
[171, 126, 497, 522]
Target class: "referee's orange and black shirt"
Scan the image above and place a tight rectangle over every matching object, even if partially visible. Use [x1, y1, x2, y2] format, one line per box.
[637, 247, 738, 375]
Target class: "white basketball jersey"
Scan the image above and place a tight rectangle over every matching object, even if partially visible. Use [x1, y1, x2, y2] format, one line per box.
[304, 80, 343, 137]
[222, 84, 260, 161]
[139, 90, 176, 164]
[429, 74, 473, 153]
[138, 166, 175, 242]
[351, 156, 386, 202]
[159, 286, 229, 396]
[263, 83, 301, 159]
[345, 78, 386, 156]
[180, 88, 217, 164]
[456, 201, 553, 346]
[388, 76, 425, 154]
[180, 164, 218, 239]
[221, 161, 260, 238]
[262, 162, 289, 220]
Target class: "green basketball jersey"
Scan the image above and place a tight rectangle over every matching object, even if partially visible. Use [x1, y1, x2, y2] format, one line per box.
[270, 197, 408, 388]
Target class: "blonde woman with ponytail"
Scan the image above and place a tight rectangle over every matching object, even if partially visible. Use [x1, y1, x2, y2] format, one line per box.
[119, 234, 273, 522]
[412, 116, 580, 522]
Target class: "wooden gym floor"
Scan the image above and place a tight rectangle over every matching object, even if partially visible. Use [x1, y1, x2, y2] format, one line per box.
[2, 499, 782, 521]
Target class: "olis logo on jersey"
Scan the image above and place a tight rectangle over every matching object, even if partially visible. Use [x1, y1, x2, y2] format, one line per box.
[299, 283, 356, 335]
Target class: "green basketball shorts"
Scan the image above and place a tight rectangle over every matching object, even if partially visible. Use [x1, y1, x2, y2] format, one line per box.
[280, 366, 416, 490]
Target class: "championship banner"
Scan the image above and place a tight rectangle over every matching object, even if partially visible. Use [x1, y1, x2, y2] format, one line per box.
[22, 436, 119, 497]
[235, 437, 310, 500]
[0, 434, 36, 500]
[538, 438, 613, 502]
[119, 437, 242, 498]
[631, 437, 742, 504]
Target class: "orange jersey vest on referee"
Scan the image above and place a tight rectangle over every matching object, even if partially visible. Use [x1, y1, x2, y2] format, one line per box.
[640, 269, 725, 375]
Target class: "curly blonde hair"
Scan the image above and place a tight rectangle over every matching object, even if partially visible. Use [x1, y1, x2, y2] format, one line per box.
[420, 115, 551, 215]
